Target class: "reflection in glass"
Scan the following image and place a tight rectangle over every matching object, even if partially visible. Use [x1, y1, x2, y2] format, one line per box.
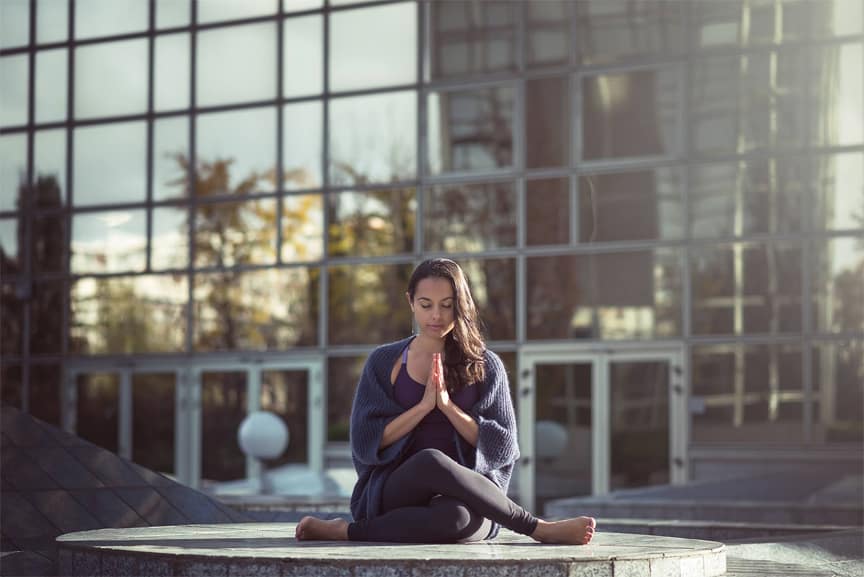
[75, 39, 147, 119]
[30, 365, 62, 425]
[283, 15, 323, 98]
[691, 344, 804, 443]
[428, 86, 514, 174]
[576, 0, 683, 64]
[153, 116, 188, 201]
[261, 370, 308, 465]
[1, 1, 28, 48]
[526, 1, 570, 68]
[70, 275, 188, 354]
[424, 182, 516, 252]
[284, 101, 322, 189]
[132, 373, 176, 474]
[1, 283, 23, 355]
[811, 43, 863, 147]
[327, 356, 364, 441]
[156, 0, 190, 29]
[194, 199, 276, 267]
[202, 371, 246, 481]
[197, 23, 276, 107]
[77, 373, 119, 452]
[535, 362, 593, 506]
[328, 188, 415, 257]
[282, 194, 323, 262]
[610, 361, 669, 490]
[527, 178, 569, 246]
[1, 365, 21, 408]
[33, 214, 66, 274]
[428, 1, 517, 80]
[579, 168, 683, 242]
[75, 0, 148, 39]
[690, 0, 807, 48]
[71, 210, 147, 274]
[813, 152, 864, 231]
[198, 0, 276, 23]
[330, 91, 416, 185]
[583, 68, 679, 160]
[328, 262, 412, 345]
[331, 3, 416, 91]
[197, 107, 276, 195]
[37, 0, 68, 44]
[74, 122, 147, 205]
[36, 49, 68, 123]
[690, 50, 805, 156]
[155, 33, 190, 111]
[0, 55, 28, 127]
[813, 0, 863, 37]
[460, 258, 515, 341]
[30, 280, 67, 355]
[526, 76, 569, 169]
[527, 255, 592, 339]
[813, 236, 864, 334]
[151, 206, 189, 270]
[690, 159, 804, 238]
[194, 267, 318, 350]
[0, 218, 19, 278]
[34, 129, 66, 202]
[813, 341, 864, 444]
[0, 134, 26, 212]
[691, 242, 802, 335]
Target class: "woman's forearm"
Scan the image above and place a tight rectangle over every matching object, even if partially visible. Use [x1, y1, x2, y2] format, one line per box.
[379, 403, 431, 449]
[440, 402, 479, 447]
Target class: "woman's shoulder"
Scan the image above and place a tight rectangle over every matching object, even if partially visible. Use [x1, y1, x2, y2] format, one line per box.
[365, 336, 415, 368]
[481, 348, 508, 385]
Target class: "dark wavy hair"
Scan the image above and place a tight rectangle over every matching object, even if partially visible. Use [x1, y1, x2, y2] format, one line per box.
[407, 258, 486, 391]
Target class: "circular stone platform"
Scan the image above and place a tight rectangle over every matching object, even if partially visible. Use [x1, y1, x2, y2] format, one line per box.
[57, 522, 726, 577]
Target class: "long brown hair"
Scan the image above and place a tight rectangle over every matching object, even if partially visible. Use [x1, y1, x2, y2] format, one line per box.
[407, 258, 486, 391]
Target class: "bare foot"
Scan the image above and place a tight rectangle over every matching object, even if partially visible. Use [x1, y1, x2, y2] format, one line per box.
[531, 517, 596, 545]
[295, 516, 349, 541]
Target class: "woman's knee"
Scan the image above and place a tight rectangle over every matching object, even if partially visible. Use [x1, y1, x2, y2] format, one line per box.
[409, 448, 452, 471]
[431, 498, 477, 536]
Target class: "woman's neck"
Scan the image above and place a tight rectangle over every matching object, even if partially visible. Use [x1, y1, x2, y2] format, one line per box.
[412, 333, 445, 354]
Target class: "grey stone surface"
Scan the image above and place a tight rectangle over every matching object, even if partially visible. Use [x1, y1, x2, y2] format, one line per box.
[613, 559, 650, 577]
[227, 561, 282, 577]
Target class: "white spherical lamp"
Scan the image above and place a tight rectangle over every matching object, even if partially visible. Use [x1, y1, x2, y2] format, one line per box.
[535, 420, 568, 460]
[238, 411, 289, 460]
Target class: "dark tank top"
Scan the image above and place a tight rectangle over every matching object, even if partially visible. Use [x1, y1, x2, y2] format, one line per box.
[393, 341, 480, 461]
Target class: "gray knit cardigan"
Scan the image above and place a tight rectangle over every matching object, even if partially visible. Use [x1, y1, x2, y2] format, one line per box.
[349, 336, 520, 537]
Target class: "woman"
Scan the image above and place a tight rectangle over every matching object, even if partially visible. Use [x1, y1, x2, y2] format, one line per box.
[296, 258, 596, 544]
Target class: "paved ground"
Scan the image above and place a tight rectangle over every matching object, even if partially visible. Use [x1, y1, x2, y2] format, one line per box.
[725, 529, 864, 577]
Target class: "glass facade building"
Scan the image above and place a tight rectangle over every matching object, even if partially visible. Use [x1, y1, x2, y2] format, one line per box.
[1, 0, 862, 509]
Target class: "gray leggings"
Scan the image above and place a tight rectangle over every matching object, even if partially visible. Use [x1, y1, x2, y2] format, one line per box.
[347, 448, 538, 543]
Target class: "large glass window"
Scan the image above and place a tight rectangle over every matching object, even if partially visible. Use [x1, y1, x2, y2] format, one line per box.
[582, 68, 680, 161]
[813, 340, 864, 445]
[691, 343, 805, 444]
[330, 91, 416, 185]
[70, 275, 188, 354]
[424, 182, 516, 252]
[428, 85, 515, 174]
[579, 167, 684, 242]
[328, 188, 415, 257]
[812, 236, 864, 334]
[330, 2, 416, 91]
[197, 22, 277, 107]
[75, 39, 148, 119]
[73, 121, 147, 206]
[194, 199, 277, 268]
[460, 257, 516, 341]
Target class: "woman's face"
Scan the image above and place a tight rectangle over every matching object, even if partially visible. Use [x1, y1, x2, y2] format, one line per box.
[409, 277, 456, 339]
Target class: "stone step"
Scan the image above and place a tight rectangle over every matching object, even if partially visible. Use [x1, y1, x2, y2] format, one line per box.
[593, 518, 858, 541]
[57, 523, 727, 577]
[725, 558, 835, 576]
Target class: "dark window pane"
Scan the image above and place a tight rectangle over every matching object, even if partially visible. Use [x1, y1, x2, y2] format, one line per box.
[33, 213, 66, 275]
[328, 188, 415, 257]
[428, 85, 514, 174]
[1, 134, 26, 212]
[424, 182, 516, 252]
[460, 258, 516, 341]
[527, 255, 592, 340]
[428, 1, 517, 80]
[30, 364, 61, 426]
[327, 355, 364, 442]
[1, 365, 21, 409]
[579, 168, 683, 243]
[526, 178, 569, 246]
[132, 373, 175, 474]
[194, 199, 277, 268]
[690, 159, 805, 238]
[526, 1, 570, 68]
[1, 283, 23, 356]
[812, 236, 864, 334]
[76, 372, 119, 453]
[31, 280, 64, 355]
[194, 267, 319, 351]
[576, 0, 683, 64]
[70, 275, 188, 354]
[34, 129, 66, 208]
[261, 369, 308, 465]
[201, 371, 246, 481]
[0, 217, 21, 277]
[813, 341, 864, 444]
[813, 152, 864, 231]
[328, 263, 412, 346]
[582, 68, 679, 160]
[526, 76, 569, 169]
